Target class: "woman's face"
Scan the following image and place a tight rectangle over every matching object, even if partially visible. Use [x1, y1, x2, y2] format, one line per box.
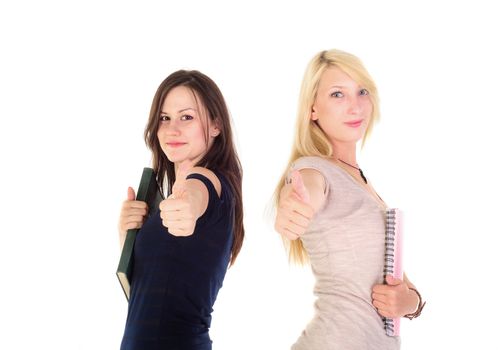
[157, 86, 219, 169]
[311, 67, 373, 146]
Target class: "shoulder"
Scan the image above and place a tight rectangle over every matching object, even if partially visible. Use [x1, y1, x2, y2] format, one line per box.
[290, 156, 330, 185]
[287, 157, 329, 212]
[291, 156, 333, 174]
[298, 168, 325, 191]
[291, 156, 350, 185]
[185, 166, 222, 198]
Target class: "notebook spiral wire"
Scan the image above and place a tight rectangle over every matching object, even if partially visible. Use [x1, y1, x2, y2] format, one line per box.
[383, 208, 397, 336]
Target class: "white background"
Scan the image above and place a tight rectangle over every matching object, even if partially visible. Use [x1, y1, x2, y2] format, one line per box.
[1, 0, 497, 349]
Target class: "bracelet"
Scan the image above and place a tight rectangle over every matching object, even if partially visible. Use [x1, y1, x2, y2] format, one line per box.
[403, 287, 426, 320]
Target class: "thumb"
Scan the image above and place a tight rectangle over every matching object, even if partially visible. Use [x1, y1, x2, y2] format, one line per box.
[290, 170, 310, 204]
[386, 275, 403, 286]
[127, 186, 136, 201]
[172, 160, 194, 198]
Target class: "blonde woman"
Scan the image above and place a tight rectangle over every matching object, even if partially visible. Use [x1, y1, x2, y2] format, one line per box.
[274, 49, 425, 349]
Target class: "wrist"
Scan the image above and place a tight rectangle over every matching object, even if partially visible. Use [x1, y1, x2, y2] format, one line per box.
[407, 288, 419, 313]
[404, 287, 426, 320]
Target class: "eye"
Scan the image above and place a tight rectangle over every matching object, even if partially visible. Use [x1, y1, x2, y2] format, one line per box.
[359, 88, 369, 96]
[330, 91, 343, 98]
[159, 115, 170, 122]
[180, 114, 194, 121]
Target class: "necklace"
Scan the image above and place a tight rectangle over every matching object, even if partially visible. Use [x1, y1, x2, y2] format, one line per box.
[337, 158, 368, 184]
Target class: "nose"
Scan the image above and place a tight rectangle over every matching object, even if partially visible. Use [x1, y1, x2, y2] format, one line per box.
[347, 95, 361, 115]
[165, 120, 181, 136]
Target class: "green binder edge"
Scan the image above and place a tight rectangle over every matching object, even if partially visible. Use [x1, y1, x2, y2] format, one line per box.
[116, 167, 163, 301]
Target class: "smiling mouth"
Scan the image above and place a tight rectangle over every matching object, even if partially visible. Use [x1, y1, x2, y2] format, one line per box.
[344, 120, 363, 128]
[166, 142, 186, 148]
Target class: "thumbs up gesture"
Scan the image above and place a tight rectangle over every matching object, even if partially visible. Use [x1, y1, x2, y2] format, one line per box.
[118, 186, 148, 248]
[274, 170, 316, 240]
[290, 170, 311, 203]
[159, 161, 199, 236]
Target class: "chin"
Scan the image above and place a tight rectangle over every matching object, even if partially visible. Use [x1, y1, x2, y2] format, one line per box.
[334, 137, 364, 145]
[351, 130, 367, 142]
[164, 153, 183, 163]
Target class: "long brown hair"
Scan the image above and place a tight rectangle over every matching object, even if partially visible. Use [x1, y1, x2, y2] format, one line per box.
[144, 70, 244, 265]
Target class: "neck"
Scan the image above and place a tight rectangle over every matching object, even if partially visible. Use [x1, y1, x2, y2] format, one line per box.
[331, 141, 357, 165]
[331, 141, 368, 184]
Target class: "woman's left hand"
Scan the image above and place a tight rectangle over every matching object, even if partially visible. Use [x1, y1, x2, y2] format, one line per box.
[160, 190, 197, 236]
[371, 275, 419, 318]
[159, 163, 199, 236]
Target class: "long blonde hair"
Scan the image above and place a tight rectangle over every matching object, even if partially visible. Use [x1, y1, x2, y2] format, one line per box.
[274, 49, 380, 264]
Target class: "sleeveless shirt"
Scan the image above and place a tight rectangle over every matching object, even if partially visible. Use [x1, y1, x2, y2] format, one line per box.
[290, 156, 401, 350]
[120, 172, 234, 350]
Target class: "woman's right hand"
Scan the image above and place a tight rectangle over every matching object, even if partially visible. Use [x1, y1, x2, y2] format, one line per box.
[274, 170, 315, 240]
[119, 187, 148, 247]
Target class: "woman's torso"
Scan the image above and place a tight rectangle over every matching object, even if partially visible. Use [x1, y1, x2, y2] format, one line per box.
[120, 172, 234, 350]
[290, 156, 400, 350]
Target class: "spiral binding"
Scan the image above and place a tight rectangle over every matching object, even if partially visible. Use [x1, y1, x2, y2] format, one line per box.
[384, 209, 396, 277]
[383, 208, 398, 336]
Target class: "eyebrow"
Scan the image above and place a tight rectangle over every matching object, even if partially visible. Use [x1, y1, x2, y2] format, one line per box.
[160, 107, 197, 115]
[329, 85, 356, 89]
[328, 84, 366, 91]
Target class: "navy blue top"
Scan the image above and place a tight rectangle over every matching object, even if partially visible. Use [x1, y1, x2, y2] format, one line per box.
[121, 173, 234, 350]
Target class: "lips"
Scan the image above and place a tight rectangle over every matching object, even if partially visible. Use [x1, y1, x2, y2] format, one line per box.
[166, 142, 186, 148]
[344, 119, 363, 128]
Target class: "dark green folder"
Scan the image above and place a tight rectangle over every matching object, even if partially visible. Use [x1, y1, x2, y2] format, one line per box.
[116, 167, 163, 301]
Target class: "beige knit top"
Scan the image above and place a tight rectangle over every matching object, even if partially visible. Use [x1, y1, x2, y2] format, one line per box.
[290, 156, 400, 350]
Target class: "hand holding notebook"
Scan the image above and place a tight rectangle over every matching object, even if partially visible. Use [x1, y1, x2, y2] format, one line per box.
[118, 187, 148, 250]
[116, 167, 163, 301]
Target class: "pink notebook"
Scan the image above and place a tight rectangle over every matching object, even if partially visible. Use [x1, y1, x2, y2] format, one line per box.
[383, 208, 403, 337]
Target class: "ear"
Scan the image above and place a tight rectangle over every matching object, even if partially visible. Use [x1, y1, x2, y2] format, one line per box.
[211, 128, 220, 137]
[210, 118, 221, 137]
[311, 105, 318, 121]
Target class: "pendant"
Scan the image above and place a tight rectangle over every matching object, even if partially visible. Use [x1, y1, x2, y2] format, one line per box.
[359, 169, 368, 184]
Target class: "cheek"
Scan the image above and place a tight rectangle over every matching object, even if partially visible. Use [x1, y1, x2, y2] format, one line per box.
[187, 123, 208, 149]
[157, 122, 166, 134]
[191, 125, 206, 142]
[363, 99, 373, 115]
[156, 128, 166, 143]
[362, 102, 373, 128]
[316, 99, 338, 120]
[321, 103, 343, 126]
